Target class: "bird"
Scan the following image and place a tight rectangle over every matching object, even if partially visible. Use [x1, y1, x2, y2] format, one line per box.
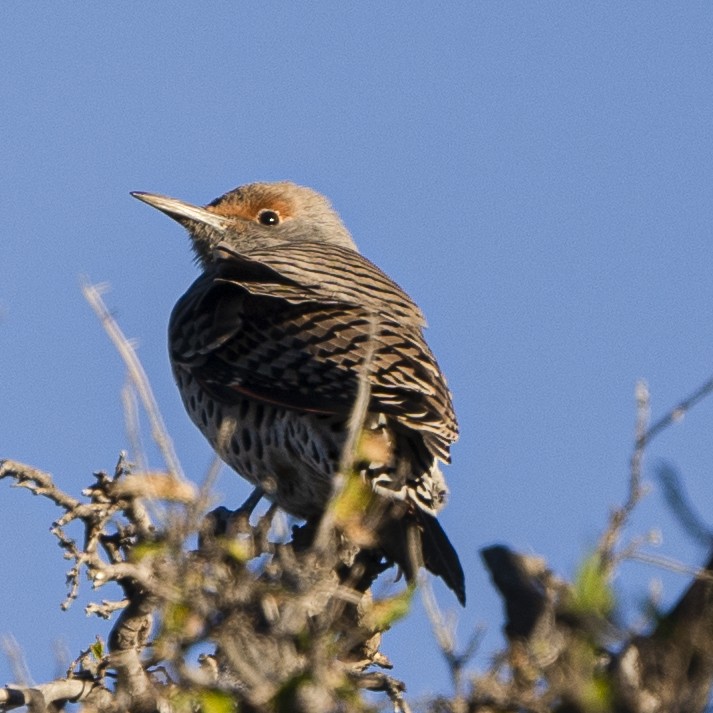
[132, 181, 465, 605]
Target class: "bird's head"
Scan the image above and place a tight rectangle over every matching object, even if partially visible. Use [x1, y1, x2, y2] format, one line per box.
[132, 181, 357, 266]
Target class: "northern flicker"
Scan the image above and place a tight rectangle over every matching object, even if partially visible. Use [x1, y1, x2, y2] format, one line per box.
[132, 182, 465, 605]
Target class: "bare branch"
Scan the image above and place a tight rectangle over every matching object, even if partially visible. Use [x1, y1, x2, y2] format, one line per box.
[0, 678, 111, 712]
[81, 281, 186, 483]
[420, 575, 481, 697]
[626, 550, 713, 583]
[641, 373, 713, 447]
[598, 380, 650, 571]
[122, 381, 147, 473]
[1, 637, 32, 689]
[0, 460, 82, 512]
[314, 313, 377, 554]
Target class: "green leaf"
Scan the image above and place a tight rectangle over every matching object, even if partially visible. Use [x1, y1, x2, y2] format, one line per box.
[90, 636, 104, 661]
[222, 537, 253, 563]
[198, 690, 236, 713]
[363, 586, 414, 631]
[570, 553, 614, 617]
[130, 539, 166, 562]
[332, 473, 372, 524]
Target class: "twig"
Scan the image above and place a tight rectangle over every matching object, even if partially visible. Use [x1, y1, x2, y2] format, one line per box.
[81, 281, 186, 483]
[420, 576, 482, 697]
[314, 313, 377, 553]
[625, 551, 713, 583]
[0, 460, 81, 513]
[420, 577, 455, 663]
[86, 599, 130, 620]
[0, 679, 95, 711]
[598, 380, 650, 570]
[182, 420, 231, 540]
[639, 373, 713, 448]
[348, 670, 411, 713]
[122, 381, 147, 473]
[340, 314, 378, 475]
[600, 371, 713, 572]
[1, 636, 32, 688]
[655, 462, 713, 546]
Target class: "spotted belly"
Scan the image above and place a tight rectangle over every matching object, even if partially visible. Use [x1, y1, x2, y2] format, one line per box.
[175, 368, 347, 518]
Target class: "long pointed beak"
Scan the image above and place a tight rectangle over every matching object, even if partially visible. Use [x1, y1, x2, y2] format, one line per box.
[131, 191, 229, 231]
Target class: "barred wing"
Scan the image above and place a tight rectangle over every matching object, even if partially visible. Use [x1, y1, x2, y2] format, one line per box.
[169, 243, 458, 460]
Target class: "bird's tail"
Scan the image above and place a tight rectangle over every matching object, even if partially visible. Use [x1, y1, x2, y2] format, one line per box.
[416, 510, 466, 606]
[379, 509, 466, 606]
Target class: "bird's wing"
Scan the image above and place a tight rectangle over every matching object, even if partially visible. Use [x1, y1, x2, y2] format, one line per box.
[232, 242, 428, 327]
[169, 243, 457, 459]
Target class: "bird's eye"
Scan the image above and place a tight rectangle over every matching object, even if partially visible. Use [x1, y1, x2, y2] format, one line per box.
[257, 209, 281, 226]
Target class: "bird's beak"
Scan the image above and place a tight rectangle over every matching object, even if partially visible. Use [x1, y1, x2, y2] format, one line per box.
[131, 192, 228, 232]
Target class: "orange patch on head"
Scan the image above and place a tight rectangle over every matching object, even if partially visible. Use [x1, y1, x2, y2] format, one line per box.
[205, 185, 297, 222]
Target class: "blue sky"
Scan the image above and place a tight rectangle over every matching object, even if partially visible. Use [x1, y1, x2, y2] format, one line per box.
[2, 2, 713, 699]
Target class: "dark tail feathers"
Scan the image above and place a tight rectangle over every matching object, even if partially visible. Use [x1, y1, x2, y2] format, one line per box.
[380, 510, 466, 606]
[417, 510, 466, 606]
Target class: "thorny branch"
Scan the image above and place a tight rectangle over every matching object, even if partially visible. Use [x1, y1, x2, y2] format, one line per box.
[467, 370, 713, 713]
[600, 372, 713, 572]
[0, 449, 408, 713]
[0, 289, 410, 713]
[5, 287, 713, 712]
